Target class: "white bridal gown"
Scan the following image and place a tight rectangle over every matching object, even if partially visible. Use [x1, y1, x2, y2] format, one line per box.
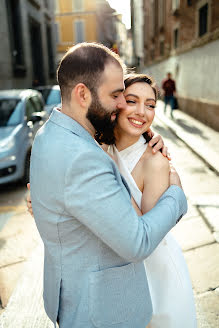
[108, 136, 197, 328]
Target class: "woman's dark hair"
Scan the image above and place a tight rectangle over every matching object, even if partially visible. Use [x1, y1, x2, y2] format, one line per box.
[124, 73, 158, 143]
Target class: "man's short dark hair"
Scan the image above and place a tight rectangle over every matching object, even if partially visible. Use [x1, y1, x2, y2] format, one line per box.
[57, 42, 126, 103]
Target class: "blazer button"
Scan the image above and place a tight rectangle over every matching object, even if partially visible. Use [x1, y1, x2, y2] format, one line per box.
[176, 215, 183, 224]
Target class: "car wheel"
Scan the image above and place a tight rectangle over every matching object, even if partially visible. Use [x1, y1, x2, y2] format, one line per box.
[22, 151, 31, 185]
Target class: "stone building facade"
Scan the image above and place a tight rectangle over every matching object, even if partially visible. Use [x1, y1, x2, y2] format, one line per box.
[0, 0, 57, 89]
[55, 0, 119, 63]
[142, 0, 219, 131]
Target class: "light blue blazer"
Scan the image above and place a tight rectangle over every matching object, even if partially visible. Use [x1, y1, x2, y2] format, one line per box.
[30, 108, 187, 328]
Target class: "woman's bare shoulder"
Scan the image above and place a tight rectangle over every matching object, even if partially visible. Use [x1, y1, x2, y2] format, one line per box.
[141, 146, 170, 171]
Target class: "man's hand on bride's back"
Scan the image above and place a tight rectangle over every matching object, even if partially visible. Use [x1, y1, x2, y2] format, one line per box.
[26, 183, 33, 216]
[169, 164, 183, 189]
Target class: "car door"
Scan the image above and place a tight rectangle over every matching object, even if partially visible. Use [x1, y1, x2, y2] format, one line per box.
[31, 94, 48, 125]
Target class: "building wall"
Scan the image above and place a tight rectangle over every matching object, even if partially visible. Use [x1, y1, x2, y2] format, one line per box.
[0, 0, 57, 89]
[96, 0, 117, 49]
[142, 0, 219, 131]
[55, 0, 118, 62]
[0, 0, 13, 89]
[114, 16, 130, 65]
[55, 0, 98, 59]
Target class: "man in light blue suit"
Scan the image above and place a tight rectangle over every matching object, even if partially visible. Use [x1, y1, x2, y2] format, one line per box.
[30, 43, 187, 328]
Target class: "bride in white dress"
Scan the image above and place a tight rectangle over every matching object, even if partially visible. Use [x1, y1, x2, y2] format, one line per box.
[102, 73, 197, 327]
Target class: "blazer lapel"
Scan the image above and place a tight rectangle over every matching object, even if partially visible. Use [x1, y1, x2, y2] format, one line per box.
[120, 174, 131, 197]
[50, 108, 131, 197]
[49, 108, 98, 147]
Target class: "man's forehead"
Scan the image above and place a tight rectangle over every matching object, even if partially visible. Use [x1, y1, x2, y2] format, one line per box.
[100, 62, 124, 89]
[104, 65, 123, 78]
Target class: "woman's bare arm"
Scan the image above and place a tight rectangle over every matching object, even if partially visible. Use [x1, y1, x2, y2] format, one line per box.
[131, 197, 142, 216]
[141, 151, 170, 214]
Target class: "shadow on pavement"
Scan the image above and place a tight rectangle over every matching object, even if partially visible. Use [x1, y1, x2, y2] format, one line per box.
[0, 182, 27, 208]
[175, 118, 209, 140]
[0, 238, 6, 250]
[153, 122, 182, 146]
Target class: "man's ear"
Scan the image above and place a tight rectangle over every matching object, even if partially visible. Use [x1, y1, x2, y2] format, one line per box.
[73, 83, 91, 107]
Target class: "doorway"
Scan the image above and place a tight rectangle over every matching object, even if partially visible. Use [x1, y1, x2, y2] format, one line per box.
[29, 17, 45, 86]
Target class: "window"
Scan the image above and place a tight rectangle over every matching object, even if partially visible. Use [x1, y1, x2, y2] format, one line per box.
[46, 24, 55, 77]
[199, 3, 208, 37]
[174, 28, 179, 48]
[158, 0, 165, 28]
[172, 0, 180, 11]
[6, 0, 26, 76]
[153, 0, 156, 35]
[43, 0, 49, 9]
[0, 99, 22, 126]
[150, 0, 155, 37]
[74, 20, 85, 43]
[150, 48, 155, 60]
[46, 89, 61, 106]
[55, 0, 59, 13]
[73, 0, 84, 12]
[160, 40, 164, 55]
[55, 23, 60, 44]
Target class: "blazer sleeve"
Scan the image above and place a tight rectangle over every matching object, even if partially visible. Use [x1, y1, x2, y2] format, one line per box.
[64, 148, 187, 262]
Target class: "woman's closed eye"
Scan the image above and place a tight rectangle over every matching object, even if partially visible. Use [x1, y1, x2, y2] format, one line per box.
[126, 100, 136, 104]
[146, 104, 156, 109]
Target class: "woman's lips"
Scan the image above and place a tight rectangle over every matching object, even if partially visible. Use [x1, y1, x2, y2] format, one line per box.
[128, 118, 145, 128]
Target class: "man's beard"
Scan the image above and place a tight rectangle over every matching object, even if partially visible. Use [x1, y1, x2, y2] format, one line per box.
[86, 91, 118, 145]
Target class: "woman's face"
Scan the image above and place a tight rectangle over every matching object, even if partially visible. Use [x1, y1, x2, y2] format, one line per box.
[115, 82, 156, 139]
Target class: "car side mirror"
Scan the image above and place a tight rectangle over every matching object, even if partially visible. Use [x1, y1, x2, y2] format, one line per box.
[29, 112, 43, 124]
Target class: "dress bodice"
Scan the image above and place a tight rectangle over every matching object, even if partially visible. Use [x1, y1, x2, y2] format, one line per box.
[108, 136, 197, 328]
[107, 135, 147, 209]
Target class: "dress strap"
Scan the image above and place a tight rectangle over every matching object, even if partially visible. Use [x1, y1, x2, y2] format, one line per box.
[108, 136, 147, 209]
[119, 135, 147, 172]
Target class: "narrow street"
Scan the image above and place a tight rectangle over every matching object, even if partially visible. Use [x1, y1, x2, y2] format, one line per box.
[0, 103, 219, 327]
[153, 102, 219, 327]
[0, 183, 40, 314]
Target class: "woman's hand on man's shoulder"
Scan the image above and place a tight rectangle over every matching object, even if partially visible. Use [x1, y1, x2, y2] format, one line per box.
[143, 146, 170, 172]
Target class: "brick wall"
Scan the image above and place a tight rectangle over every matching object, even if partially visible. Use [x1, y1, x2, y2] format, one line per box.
[0, 0, 56, 89]
[142, 0, 219, 131]
[143, 0, 219, 65]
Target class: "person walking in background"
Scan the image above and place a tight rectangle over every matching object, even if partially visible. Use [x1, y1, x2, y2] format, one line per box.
[162, 72, 176, 118]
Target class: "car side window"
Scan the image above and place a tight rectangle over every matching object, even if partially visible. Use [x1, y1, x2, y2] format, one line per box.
[25, 98, 37, 121]
[31, 95, 44, 112]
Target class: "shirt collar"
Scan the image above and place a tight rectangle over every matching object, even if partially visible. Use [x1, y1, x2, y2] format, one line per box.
[49, 107, 97, 146]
